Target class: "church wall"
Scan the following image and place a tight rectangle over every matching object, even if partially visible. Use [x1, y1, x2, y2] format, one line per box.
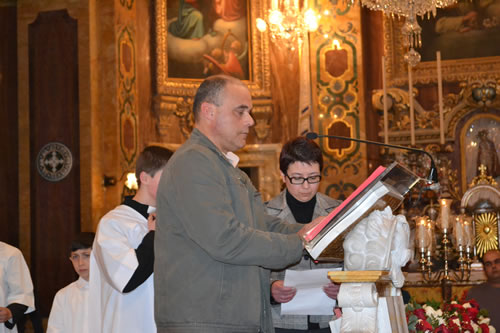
[0, 3, 19, 248]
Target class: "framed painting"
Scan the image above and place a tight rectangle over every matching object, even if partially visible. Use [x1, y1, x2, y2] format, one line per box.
[384, 7, 500, 86]
[154, 0, 271, 98]
[460, 113, 500, 192]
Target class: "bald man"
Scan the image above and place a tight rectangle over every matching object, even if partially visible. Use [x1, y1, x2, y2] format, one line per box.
[468, 249, 500, 327]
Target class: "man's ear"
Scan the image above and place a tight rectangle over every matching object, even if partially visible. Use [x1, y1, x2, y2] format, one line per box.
[280, 170, 286, 183]
[139, 171, 152, 186]
[200, 102, 216, 121]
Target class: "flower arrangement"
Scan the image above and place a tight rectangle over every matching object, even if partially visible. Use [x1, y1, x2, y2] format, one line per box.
[406, 294, 496, 333]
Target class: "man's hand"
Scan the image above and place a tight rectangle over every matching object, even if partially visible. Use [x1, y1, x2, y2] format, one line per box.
[271, 280, 297, 303]
[297, 215, 325, 240]
[148, 213, 156, 231]
[0, 307, 12, 323]
[323, 282, 340, 300]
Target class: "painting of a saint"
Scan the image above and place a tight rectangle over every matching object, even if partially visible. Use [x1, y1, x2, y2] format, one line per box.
[166, 0, 250, 79]
[418, 0, 500, 62]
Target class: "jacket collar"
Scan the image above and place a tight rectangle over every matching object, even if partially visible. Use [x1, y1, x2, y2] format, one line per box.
[190, 128, 237, 167]
[267, 190, 339, 214]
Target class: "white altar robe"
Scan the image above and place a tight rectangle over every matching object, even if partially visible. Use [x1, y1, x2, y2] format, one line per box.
[88, 205, 156, 333]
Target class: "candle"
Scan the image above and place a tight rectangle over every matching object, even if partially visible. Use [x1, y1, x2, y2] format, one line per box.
[293, 0, 298, 9]
[454, 215, 464, 247]
[463, 218, 474, 248]
[437, 51, 445, 145]
[408, 63, 415, 146]
[439, 198, 452, 231]
[382, 56, 389, 144]
[416, 217, 430, 249]
[426, 220, 435, 253]
[272, 0, 278, 10]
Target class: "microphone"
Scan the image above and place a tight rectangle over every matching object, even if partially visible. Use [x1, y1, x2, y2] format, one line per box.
[305, 132, 439, 186]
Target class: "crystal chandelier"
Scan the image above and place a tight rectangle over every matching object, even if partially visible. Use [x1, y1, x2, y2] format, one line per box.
[353, 0, 457, 66]
[256, 0, 319, 50]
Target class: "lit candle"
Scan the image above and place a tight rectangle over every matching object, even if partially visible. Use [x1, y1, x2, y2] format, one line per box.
[416, 217, 430, 249]
[272, 0, 278, 10]
[382, 56, 389, 144]
[463, 218, 474, 248]
[454, 215, 464, 247]
[408, 63, 415, 146]
[426, 219, 435, 253]
[439, 198, 452, 231]
[293, 0, 298, 9]
[437, 51, 445, 145]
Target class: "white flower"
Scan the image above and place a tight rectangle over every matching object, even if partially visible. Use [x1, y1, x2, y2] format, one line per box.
[437, 317, 446, 326]
[436, 309, 443, 317]
[452, 318, 461, 326]
[478, 316, 491, 325]
[471, 321, 479, 332]
[489, 325, 496, 333]
[424, 305, 438, 318]
[463, 302, 471, 308]
[451, 300, 458, 304]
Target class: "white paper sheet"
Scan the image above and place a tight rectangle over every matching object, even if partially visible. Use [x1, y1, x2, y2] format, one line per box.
[281, 268, 342, 315]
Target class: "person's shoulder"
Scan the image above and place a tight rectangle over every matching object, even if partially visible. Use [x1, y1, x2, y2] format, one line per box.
[317, 192, 342, 210]
[265, 190, 286, 211]
[54, 280, 80, 299]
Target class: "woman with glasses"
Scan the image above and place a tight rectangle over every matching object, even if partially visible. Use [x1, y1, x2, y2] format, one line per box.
[266, 136, 342, 333]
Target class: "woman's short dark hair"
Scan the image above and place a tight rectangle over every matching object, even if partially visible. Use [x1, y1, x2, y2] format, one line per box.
[135, 146, 174, 186]
[279, 136, 323, 174]
[70, 232, 95, 252]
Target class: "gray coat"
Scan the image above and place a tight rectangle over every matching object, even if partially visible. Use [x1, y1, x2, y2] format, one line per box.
[155, 129, 304, 333]
[266, 190, 342, 330]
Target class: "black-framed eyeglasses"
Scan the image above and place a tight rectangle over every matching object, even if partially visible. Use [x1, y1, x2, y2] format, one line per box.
[285, 174, 322, 185]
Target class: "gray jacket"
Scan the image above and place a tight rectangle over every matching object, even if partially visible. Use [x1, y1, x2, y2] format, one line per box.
[266, 190, 342, 330]
[154, 129, 304, 333]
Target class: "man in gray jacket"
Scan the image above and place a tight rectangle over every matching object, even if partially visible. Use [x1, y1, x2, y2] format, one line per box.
[155, 75, 322, 333]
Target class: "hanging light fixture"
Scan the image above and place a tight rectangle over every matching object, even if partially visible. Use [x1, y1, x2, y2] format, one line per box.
[256, 0, 319, 50]
[352, 0, 457, 66]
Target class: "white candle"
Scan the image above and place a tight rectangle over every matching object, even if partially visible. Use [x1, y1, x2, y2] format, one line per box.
[408, 63, 415, 146]
[416, 217, 429, 249]
[426, 220, 435, 252]
[382, 56, 389, 144]
[272, 0, 278, 10]
[454, 216, 464, 246]
[439, 198, 452, 230]
[437, 51, 445, 145]
[463, 218, 474, 248]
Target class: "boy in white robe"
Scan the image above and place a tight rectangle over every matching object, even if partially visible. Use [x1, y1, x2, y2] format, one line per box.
[89, 146, 173, 333]
[0, 241, 35, 333]
[47, 232, 95, 333]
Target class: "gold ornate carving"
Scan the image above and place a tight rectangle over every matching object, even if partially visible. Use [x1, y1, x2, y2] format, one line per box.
[384, 18, 500, 86]
[470, 165, 498, 188]
[154, 95, 194, 139]
[475, 212, 499, 257]
[250, 100, 273, 140]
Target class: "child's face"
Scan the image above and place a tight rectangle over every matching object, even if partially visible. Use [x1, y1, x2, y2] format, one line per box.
[69, 248, 91, 281]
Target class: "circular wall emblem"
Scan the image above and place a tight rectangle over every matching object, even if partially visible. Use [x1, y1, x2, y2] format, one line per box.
[37, 142, 73, 182]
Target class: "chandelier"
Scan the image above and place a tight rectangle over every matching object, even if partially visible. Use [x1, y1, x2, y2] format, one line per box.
[352, 0, 457, 66]
[256, 0, 319, 50]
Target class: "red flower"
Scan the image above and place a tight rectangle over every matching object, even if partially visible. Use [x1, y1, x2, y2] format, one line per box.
[466, 307, 478, 320]
[414, 308, 427, 320]
[461, 321, 473, 331]
[468, 299, 480, 309]
[434, 324, 450, 333]
[416, 319, 433, 331]
[480, 323, 490, 333]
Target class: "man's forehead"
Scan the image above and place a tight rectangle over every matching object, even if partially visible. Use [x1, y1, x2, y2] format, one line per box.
[484, 250, 500, 262]
[71, 248, 91, 255]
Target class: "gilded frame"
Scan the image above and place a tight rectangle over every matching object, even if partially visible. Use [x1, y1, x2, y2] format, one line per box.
[384, 17, 500, 86]
[154, 0, 271, 99]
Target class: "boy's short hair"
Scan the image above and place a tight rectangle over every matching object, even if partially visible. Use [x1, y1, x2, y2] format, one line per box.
[279, 136, 323, 174]
[70, 232, 95, 252]
[135, 146, 174, 186]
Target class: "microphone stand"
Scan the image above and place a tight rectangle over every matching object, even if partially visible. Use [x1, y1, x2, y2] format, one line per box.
[306, 132, 439, 185]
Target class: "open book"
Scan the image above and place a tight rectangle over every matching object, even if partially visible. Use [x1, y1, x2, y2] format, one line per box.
[304, 162, 421, 261]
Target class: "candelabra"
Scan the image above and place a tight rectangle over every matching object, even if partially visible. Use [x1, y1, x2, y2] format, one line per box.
[415, 199, 474, 300]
